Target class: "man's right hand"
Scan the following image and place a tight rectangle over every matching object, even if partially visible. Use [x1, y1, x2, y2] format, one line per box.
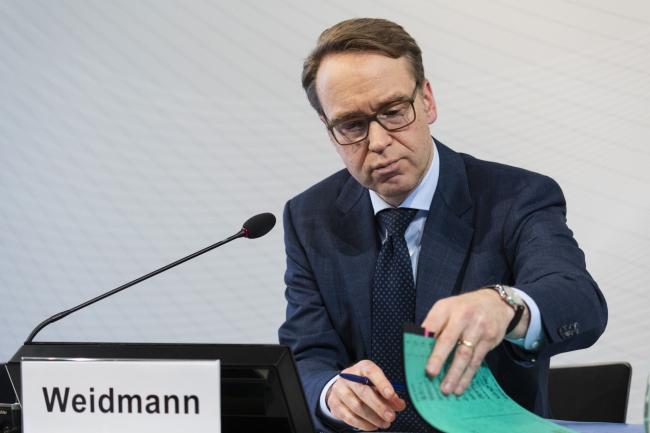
[326, 360, 406, 431]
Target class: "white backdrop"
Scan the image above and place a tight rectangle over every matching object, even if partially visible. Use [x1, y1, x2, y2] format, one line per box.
[1, 0, 649, 423]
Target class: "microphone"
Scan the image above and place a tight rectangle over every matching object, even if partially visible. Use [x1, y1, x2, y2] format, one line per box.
[24, 212, 276, 344]
[242, 212, 276, 239]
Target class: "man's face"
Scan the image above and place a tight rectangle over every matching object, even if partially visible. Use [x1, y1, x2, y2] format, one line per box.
[316, 52, 437, 206]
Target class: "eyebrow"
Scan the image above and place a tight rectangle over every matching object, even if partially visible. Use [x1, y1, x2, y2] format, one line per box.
[330, 91, 411, 124]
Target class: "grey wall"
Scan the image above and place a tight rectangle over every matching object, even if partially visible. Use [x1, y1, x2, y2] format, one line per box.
[1, 0, 648, 422]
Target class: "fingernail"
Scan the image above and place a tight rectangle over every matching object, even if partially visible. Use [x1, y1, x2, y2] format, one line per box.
[442, 382, 451, 393]
[383, 387, 393, 398]
[384, 411, 394, 422]
[426, 365, 436, 377]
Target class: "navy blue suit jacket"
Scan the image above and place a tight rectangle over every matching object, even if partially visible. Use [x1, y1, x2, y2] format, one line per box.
[279, 140, 607, 432]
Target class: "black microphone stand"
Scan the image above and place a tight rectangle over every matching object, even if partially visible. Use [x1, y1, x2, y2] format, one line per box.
[25, 230, 246, 344]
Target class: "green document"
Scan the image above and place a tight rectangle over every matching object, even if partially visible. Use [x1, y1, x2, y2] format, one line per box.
[403, 332, 576, 433]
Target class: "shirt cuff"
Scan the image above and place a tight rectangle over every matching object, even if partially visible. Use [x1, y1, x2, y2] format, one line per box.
[319, 374, 341, 421]
[506, 288, 543, 351]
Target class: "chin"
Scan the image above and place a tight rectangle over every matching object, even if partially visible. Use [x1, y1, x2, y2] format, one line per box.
[376, 185, 412, 205]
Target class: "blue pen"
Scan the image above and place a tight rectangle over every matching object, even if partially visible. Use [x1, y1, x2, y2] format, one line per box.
[339, 373, 407, 394]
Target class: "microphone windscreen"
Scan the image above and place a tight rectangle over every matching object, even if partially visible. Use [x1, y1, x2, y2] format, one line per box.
[242, 212, 276, 239]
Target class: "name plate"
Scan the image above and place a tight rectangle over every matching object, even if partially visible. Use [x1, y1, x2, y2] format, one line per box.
[21, 358, 221, 433]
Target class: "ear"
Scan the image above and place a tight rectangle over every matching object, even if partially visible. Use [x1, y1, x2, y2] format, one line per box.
[420, 80, 438, 124]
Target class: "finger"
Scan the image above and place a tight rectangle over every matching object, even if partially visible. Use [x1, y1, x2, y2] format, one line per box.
[420, 300, 449, 340]
[439, 340, 474, 394]
[454, 342, 489, 395]
[347, 381, 397, 425]
[332, 397, 383, 431]
[386, 394, 407, 412]
[331, 383, 390, 430]
[425, 318, 464, 378]
[356, 361, 399, 402]
[439, 323, 484, 394]
[351, 361, 405, 417]
[421, 299, 463, 377]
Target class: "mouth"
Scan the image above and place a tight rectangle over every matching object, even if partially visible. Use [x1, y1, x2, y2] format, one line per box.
[372, 159, 402, 179]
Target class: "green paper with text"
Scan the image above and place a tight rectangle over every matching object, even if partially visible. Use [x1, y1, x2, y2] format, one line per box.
[403, 332, 576, 433]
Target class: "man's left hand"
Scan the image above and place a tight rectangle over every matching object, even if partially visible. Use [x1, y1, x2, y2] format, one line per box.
[420, 288, 528, 396]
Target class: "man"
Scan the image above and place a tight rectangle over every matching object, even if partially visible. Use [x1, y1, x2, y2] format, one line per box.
[279, 18, 607, 432]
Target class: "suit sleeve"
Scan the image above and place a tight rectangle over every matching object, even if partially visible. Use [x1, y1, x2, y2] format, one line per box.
[503, 174, 608, 357]
[278, 199, 351, 432]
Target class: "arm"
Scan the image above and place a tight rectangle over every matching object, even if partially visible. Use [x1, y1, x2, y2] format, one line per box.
[278, 200, 404, 431]
[421, 174, 607, 394]
[504, 175, 607, 356]
[278, 199, 349, 419]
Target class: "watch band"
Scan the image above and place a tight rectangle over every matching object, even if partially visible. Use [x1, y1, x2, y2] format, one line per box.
[486, 284, 525, 334]
[506, 301, 524, 334]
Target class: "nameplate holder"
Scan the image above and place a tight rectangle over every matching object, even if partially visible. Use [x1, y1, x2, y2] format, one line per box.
[21, 358, 220, 433]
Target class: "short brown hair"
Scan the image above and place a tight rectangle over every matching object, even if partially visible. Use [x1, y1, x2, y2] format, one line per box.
[302, 18, 425, 115]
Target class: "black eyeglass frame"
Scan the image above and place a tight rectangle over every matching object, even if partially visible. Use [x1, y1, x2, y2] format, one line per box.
[325, 83, 420, 146]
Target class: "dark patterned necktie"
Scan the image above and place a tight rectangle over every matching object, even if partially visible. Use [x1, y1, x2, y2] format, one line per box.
[371, 208, 431, 432]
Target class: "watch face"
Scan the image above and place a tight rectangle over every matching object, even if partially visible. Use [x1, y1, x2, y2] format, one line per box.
[501, 285, 522, 307]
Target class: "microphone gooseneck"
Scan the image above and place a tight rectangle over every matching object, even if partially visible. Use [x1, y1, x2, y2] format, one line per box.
[25, 212, 276, 344]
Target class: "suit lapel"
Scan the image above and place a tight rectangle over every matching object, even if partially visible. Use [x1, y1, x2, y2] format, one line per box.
[415, 141, 475, 323]
[334, 176, 379, 357]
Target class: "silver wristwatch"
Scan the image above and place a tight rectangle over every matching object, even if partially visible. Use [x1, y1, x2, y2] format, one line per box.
[486, 284, 525, 334]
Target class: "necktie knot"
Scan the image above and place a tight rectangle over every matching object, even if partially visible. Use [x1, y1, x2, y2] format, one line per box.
[377, 208, 418, 238]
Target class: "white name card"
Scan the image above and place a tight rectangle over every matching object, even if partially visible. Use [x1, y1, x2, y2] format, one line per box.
[21, 358, 221, 433]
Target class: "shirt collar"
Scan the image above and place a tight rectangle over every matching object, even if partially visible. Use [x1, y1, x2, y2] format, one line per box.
[369, 140, 439, 215]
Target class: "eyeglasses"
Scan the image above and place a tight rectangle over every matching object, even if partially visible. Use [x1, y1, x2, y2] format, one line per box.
[326, 84, 419, 146]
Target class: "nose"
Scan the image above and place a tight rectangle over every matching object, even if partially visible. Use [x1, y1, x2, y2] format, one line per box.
[366, 119, 391, 153]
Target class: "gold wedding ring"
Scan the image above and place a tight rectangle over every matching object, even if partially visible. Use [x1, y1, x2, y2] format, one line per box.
[457, 339, 475, 349]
